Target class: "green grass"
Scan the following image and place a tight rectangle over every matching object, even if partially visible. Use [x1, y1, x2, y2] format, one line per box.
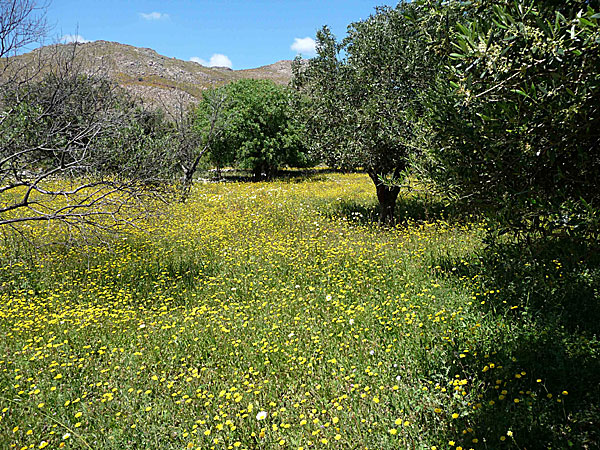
[0, 174, 598, 449]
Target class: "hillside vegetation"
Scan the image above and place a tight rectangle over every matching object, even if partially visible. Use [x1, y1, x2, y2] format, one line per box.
[5, 41, 294, 114]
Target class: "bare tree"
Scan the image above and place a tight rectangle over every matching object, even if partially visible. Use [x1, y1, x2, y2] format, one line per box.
[0, 0, 48, 60]
[1, 0, 49, 127]
[179, 89, 230, 197]
[162, 80, 231, 200]
[0, 1, 173, 234]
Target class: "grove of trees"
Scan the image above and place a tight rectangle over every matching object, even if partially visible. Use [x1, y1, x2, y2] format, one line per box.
[0, 0, 309, 231]
[295, 0, 600, 234]
[1, 0, 599, 239]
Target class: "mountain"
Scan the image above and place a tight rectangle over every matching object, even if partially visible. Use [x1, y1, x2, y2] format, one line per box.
[8, 41, 295, 115]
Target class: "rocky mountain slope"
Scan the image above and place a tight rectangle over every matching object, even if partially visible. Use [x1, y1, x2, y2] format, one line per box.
[8, 41, 295, 115]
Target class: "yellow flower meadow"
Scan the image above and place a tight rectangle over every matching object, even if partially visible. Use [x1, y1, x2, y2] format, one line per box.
[0, 173, 577, 449]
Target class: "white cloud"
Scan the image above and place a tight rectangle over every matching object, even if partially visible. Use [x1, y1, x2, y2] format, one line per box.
[291, 37, 316, 56]
[190, 54, 233, 69]
[190, 56, 206, 65]
[208, 54, 232, 68]
[140, 12, 169, 20]
[61, 34, 90, 44]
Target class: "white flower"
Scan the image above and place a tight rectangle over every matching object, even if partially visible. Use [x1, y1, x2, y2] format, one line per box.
[256, 411, 267, 421]
[349, 319, 354, 325]
[369, 350, 375, 355]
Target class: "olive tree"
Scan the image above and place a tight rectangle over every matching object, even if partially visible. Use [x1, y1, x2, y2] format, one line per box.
[426, 0, 600, 236]
[292, 2, 449, 223]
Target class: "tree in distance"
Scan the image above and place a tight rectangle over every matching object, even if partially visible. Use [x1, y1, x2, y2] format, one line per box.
[168, 84, 230, 200]
[195, 79, 311, 180]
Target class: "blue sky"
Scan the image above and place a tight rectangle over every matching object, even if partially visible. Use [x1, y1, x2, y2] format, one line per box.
[43, 0, 392, 70]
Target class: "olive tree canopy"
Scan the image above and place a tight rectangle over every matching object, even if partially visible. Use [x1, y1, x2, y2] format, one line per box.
[292, 2, 449, 223]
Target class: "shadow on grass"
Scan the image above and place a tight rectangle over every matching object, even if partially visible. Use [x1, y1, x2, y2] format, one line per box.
[330, 195, 466, 226]
[435, 236, 600, 449]
[200, 167, 347, 183]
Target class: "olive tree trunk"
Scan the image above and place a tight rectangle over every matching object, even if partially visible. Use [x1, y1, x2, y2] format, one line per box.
[368, 170, 401, 225]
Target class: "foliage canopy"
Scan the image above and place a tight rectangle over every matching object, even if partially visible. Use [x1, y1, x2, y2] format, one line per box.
[426, 0, 600, 235]
[195, 79, 309, 179]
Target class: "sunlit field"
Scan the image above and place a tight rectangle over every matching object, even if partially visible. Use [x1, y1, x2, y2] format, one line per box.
[1, 174, 598, 450]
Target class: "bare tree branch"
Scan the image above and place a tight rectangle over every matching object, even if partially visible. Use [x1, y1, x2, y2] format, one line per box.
[0, 0, 48, 59]
[160, 75, 231, 200]
[0, 4, 175, 238]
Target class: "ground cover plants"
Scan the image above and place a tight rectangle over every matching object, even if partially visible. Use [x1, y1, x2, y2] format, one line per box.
[1, 173, 597, 449]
